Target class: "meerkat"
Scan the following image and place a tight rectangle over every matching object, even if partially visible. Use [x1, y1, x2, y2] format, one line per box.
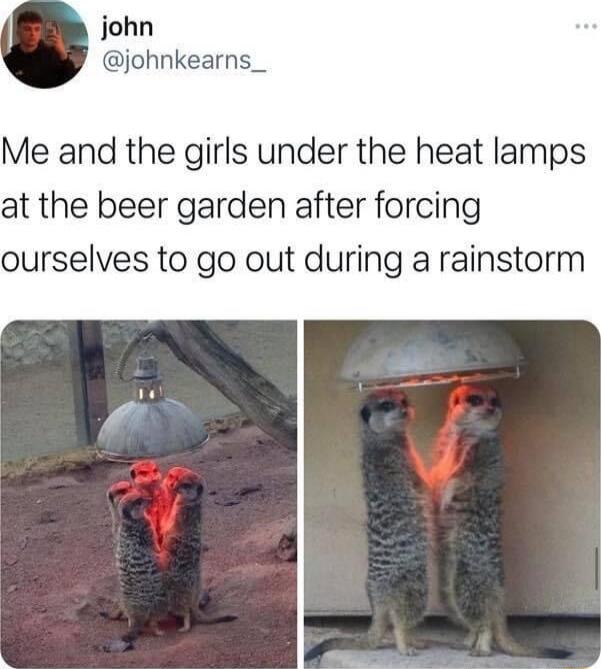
[158, 466, 188, 540]
[431, 384, 570, 659]
[161, 467, 236, 632]
[103, 480, 133, 621]
[129, 459, 169, 547]
[107, 480, 133, 542]
[305, 389, 429, 661]
[116, 490, 167, 641]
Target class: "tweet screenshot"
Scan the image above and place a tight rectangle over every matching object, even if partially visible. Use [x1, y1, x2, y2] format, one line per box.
[0, 1, 599, 668]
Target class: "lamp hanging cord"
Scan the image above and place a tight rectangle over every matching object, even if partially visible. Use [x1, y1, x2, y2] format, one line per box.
[115, 324, 157, 382]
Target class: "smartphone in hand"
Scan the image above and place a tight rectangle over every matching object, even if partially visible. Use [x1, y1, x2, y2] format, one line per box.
[44, 20, 60, 41]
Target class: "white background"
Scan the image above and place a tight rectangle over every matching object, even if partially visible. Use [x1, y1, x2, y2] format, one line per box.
[1, 0, 600, 664]
[1, 0, 599, 321]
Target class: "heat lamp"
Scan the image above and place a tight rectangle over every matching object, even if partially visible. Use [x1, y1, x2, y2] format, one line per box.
[96, 354, 208, 462]
[340, 321, 526, 390]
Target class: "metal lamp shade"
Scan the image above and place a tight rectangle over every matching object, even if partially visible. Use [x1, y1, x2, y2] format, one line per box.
[96, 355, 209, 461]
[340, 321, 526, 389]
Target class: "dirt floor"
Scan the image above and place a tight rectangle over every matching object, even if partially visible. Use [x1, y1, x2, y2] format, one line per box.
[1, 426, 296, 668]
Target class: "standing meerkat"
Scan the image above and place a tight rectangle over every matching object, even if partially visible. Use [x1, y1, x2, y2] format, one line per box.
[103, 480, 133, 621]
[158, 466, 188, 542]
[116, 490, 167, 640]
[161, 467, 236, 632]
[106, 480, 133, 542]
[129, 460, 169, 547]
[431, 384, 570, 659]
[305, 389, 429, 661]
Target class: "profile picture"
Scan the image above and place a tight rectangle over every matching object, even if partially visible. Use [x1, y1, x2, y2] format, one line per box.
[1, 1, 87, 88]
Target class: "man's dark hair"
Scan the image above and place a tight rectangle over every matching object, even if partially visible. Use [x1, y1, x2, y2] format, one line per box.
[16, 10, 43, 25]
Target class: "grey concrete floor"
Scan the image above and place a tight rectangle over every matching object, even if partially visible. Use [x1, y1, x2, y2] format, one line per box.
[304, 617, 600, 668]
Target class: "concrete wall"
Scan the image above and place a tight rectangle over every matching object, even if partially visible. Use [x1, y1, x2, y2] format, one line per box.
[305, 321, 600, 616]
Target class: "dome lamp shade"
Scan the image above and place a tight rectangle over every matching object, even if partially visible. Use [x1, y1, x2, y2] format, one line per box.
[96, 355, 209, 461]
[340, 321, 526, 390]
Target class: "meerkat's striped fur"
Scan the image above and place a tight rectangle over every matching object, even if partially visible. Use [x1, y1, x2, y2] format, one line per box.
[116, 490, 167, 640]
[305, 389, 429, 660]
[161, 467, 236, 631]
[104, 480, 133, 621]
[431, 384, 570, 659]
[106, 480, 133, 545]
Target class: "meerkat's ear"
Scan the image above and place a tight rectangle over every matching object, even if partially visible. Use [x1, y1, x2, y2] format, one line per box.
[360, 405, 371, 424]
[196, 481, 204, 497]
[449, 390, 460, 408]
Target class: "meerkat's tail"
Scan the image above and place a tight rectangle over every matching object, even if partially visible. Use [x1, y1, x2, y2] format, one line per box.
[191, 609, 237, 624]
[304, 636, 373, 661]
[121, 626, 142, 643]
[493, 616, 571, 659]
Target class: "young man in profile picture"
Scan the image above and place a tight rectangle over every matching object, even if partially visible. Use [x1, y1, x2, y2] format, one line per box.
[4, 10, 76, 88]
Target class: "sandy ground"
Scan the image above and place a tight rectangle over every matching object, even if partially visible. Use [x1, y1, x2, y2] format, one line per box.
[1, 426, 296, 668]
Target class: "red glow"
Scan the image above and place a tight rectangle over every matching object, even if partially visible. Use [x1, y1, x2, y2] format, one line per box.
[129, 460, 161, 493]
[107, 480, 133, 505]
[114, 461, 204, 563]
[429, 445, 460, 492]
[370, 387, 408, 402]
[354, 366, 520, 390]
[429, 440, 473, 506]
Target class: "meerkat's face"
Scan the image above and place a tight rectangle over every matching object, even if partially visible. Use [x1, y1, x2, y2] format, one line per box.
[119, 491, 152, 521]
[447, 384, 502, 432]
[360, 389, 414, 436]
[169, 468, 205, 505]
[130, 459, 162, 493]
[163, 466, 191, 493]
[107, 480, 133, 509]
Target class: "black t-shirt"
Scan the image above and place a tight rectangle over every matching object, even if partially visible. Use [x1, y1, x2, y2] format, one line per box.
[4, 42, 76, 88]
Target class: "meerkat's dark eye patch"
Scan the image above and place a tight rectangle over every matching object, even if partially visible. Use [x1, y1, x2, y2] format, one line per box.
[466, 394, 484, 406]
[360, 406, 371, 423]
[400, 397, 408, 408]
[379, 400, 396, 412]
[490, 396, 501, 408]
